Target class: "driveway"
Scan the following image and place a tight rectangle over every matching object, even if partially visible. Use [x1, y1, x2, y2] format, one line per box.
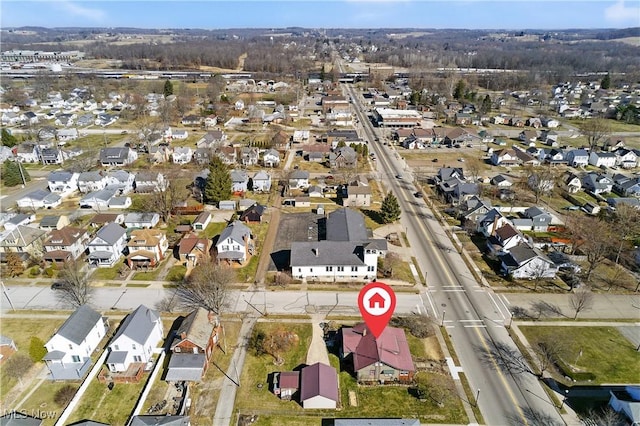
[305, 314, 330, 366]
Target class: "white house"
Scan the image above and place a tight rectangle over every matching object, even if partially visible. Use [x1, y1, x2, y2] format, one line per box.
[566, 149, 589, 168]
[16, 189, 62, 210]
[106, 305, 164, 373]
[499, 243, 558, 279]
[252, 170, 272, 192]
[124, 212, 160, 229]
[135, 172, 168, 193]
[172, 147, 193, 164]
[230, 170, 249, 193]
[615, 149, 638, 169]
[87, 222, 127, 267]
[48, 171, 79, 197]
[105, 170, 135, 195]
[78, 171, 108, 193]
[262, 149, 280, 167]
[43, 305, 107, 380]
[288, 170, 310, 189]
[79, 189, 117, 210]
[216, 220, 252, 264]
[589, 151, 617, 168]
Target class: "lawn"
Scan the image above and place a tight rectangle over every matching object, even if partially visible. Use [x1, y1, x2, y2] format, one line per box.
[0, 317, 66, 400]
[165, 265, 187, 282]
[16, 381, 79, 426]
[131, 267, 163, 281]
[202, 222, 227, 239]
[90, 260, 126, 281]
[519, 326, 640, 384]
[66, 372, 147, 425]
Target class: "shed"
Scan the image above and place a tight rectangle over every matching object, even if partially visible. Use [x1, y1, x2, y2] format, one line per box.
[218, 200, 236, 211]
[300, 362, 339, 409]
[272, 371, 300, 400]
[294, 197, 311, 208]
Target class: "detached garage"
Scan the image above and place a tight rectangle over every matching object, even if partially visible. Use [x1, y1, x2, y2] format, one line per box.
[300, 362, 339, 409]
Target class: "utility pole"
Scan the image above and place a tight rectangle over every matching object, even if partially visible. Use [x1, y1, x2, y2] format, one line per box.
[1, 281, 16, 311]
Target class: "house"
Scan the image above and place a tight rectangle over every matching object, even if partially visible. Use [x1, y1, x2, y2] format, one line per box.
[238, 199, 257, 211]
[544, 149, 567, 165]
[192, 212, 211, 231]
[527, 174, 555, 194]
[40, 148, 63, 165]
[88, 213, 125, 228]
[129, 416, 190, 426]
[562, 172, 582, 194]
[262, 149, 280, 167]
[79, 189, 117, 210]
[588, 151, 617, 168]
[43, 226, 89, 263]
[329, 146, 357, 169]
[272, 371, 300, 400]
[252, 170, 272, 192]
[342, 179, 372, 207]
[39, 215, 70, 231]
[289, 170, 310, 190]
[192, 148, 212, 165]
[215, 221, 252, 264]
[240, 147, 259, 166]
[13, 143, 39, 163]
[99, 147, 138, 167]
[523, 206, 553, 232]
[230, 170, 249, 193]
[459, 196, 492, 223]
[0, 335, 17, 363]
[124, 213, 160, 229]
[0, 412, 43, 425]
[340, 323, 415, 384]
[48, 171, 79, 197]
[582, 172, 613, 194]
[166, 308, 221, 382]
[172, 129, 188, 140]
[105, 170, 135, 195]
[608, 386, 640, 426]
[178, 233, 212, 267]
[499, 243, 558, 279]
[488, 223, 526, 253]
[541, 117, 560, 128]
[43, 305, 107, 380]
[172, 147, 193, 164]
[613, 175, 640, 197]
[182, 115, 202, 126]
[126, 229, 168, 269]
[519, 130, 539, 144]
[16, 189, 62, 210]
[56, 128, 79, 143]
[87, 222, 127, 267]
[566, 149, 589, 168]
[607, 197, 640, 210]
[308, 185, 324, 198]
[290, 208, 387, 282]
[582, 202, 601, 215]
[491, 175, 513, 187]
[300, 362, 339, 409]
[3, 214, 35, 231]
[216, 146, 237, 165]
[78, 171, 108, 193]
[0, 226, 46, 260]
[106, 305, 164, 373]
[615, 148, 638, 169]
[135, 172, 168, 193]
[239, 203, 266, 223]
[491, 149, 522, 167]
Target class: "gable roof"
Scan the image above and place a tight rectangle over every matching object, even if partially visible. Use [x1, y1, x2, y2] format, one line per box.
[44, 226, 86, 246]
[300, 362, 339, 402]
[171, 307, 217, 350]
[218, 221, 250, 245]
[112, 304, 160, 345]
[94, 223, 126, 245]
[342, 324, 415, 372]
[326, 208, 368, 242]
[129, 416, 190, 426]
[53, 305, 102, 345]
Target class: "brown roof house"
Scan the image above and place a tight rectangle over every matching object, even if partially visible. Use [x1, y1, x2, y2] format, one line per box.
[300, 362, 339, 409]
[126, 229, 169, 270]
[272, 371, 300, 400]
[177, 233, 212, 267]
[340, 323, 415, 384]
[165, 308, 221, 382]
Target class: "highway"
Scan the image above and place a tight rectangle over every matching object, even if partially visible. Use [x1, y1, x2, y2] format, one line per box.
[343, 79, 565, 425]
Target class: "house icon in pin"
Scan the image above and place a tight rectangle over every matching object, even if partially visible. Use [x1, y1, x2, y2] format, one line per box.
[368, 292, 386, 309]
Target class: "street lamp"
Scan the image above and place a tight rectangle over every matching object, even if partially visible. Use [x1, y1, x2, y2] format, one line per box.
[560, 389, 569, 409]
[475, 388, 481, 406]
[508, 312, 514, 329]
[441, 310, 446, 327]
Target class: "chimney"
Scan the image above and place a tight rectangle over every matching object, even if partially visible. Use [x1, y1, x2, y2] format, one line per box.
[314, 247, 319, 257]
[362, 327, 367, 336]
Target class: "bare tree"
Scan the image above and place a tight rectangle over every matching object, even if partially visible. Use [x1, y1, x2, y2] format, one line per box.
[579, 118, 611, 152]
[525, 165, 557, 203]
[465, 155, 485, 183]
[56, 259, 93, 307]
[4, 354, 33, 386]
[569, 287, 594, 320]
[580, 217, 614, 283]
[531, 335, 566, 377]
[609, 203, 640, 265]
[584, 406, 627, 426]
[142, 170, 190, 223]
[177, 259, 235, 314]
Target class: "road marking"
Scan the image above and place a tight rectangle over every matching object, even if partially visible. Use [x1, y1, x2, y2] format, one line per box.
[415, 304, 422, 315]
[423, 292, 437, 316]
[487, 292, 507, 320]
[445, 356, 464, 380]
[441, 289, 466, 292]
[459, 319, 484, 322]
[463, 324, 487, 328]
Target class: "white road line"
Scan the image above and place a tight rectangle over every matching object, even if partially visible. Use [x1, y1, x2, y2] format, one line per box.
[424, 291, 437, 316]
[415, 304, 422, 315]
[464, 324, 487, 328]
[487, 292, 506, 320]
[459, 319, 484, 322]
[498, 294, 512, 312]
[442, 289, 466, 292]
[445, 325, 455, 329]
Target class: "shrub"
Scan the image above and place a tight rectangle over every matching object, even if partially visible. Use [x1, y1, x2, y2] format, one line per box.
[28, 266, 40, 277]
[54, 385, 77, 407]
[28, 337, 47, 362]
[391, 314, 434, 338]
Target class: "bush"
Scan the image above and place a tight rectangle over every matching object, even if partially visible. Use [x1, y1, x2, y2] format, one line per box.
[44, 266, 57, 278]
[249, 329, 266, 356]
[556, 358, 596, 382]
[54, 385, 77, 407]
[28, 266, 40, 277]
[391, 314, 433, 338]
[28, 337, 47, 362]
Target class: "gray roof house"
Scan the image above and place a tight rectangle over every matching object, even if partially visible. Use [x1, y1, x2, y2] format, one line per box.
[16, 189, 62, 210]
[129, 416, 190, 426]
[43, 305, 107, 380]
[106, 305, 164, 373]
[124, 212, 161, 229]
[499, 243, 558, 280]
[0, 413, 43, 426]
[79, 189, 117, 210]
[215, 221, 252, 264]
[523, 206, 553, 231]
[582, 172, 613, 194]
[87, 222, 127, 267]
[99, 147, 138, 167]
[230, 170, 249, 193]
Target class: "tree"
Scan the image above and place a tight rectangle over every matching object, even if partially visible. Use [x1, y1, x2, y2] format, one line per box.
[54, 385, 77, 407]
[56, 259, 93, 307]
[531, 335, 565, 377]
[413, 372, 456, 406]
[177, 259, 235, 314]
[379, 192, 401, 223]
[453, 79, 465, 100]
[570, 287, 594, 320]
[141, 170, 189, 223]
[579, 118, 611, 152]
[1, 129, 18, 147]
[261, 327, 299, 365]
[163, 79, 174, 97]
[380, 252, 402, 278]
[609, 203, 640, 265]
[585, 406, 627, 426]
[525, 166, 557, 203]
[28, 337, 47, 362]
[465, 156, 485, 183]
[579, 216, 614, 283]
[204, 156, 232, 205]
[480, 94, 492, 114]
[5, 354, 33, 385]
[4, 252, 25, 277]
[1, 160, 30, 187]
[600, 73, 611, 90]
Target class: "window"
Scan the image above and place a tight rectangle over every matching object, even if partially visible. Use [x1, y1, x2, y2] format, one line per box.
[351, 266, 357, 272]
[174, 347, 181, 353]
[71, 355, 81, 363]
[69, 344, 73, 350]
[326, 266, 333, 272]
[309, 268, 313, 273]
[114, 345, 119, 351]
[132, 344, 136, 350]
[133, 355, 142, 362]
[337, 266, 344, 272]
[367, 266, 375, 272]
[233, 245, 240, 251]
[223, 245, 229, 251]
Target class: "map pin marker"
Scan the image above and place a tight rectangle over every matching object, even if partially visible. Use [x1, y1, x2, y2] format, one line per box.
[358, 281, 396, 339]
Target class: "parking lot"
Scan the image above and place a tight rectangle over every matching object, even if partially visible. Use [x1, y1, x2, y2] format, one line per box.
[268, 212, 323, 271]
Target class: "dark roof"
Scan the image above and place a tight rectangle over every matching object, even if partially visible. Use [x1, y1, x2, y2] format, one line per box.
[112, 305, 160, 345]
[171, 308, 216, 350]
[54, 305, 102, 345]
[290, 241, 365, 267]
[326, 208, 368, 242]
[300, 362, 339, 402]
[94, 222, 126, 245]
[0, 413, 43, 426]
[343, 324, 415, 372]
[278, 371, 300, 389]
[129, 416, 190, 426]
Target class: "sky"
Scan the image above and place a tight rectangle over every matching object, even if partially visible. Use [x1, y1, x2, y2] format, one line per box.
[1, 0, 639, 30]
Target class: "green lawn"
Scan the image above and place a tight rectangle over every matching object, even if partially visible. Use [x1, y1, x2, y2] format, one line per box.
[16, 381, 79, 426]
[519, 326, 640, 384]
[66, 371, 147, 425]
[165, 265, 187, 282]
[202, 222, 227, 239]
[0, 318, 66, 400]
[90, 260, 126, 281]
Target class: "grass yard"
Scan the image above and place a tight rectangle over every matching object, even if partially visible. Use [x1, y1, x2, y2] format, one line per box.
[0, 317, 66, 400]
[66, 373, 147, 425]
[519, 326, 640, 384]
[90, 260, 126, 281]
[16, 381, 79, 426]
[165, 265, 187, 282]
[202, 222, 227, 239]
[131, 267, 163, 281]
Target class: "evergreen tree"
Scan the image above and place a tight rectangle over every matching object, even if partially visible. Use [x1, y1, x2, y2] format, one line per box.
[204, 156, 232, 205]
[380, 192, 401, 224]
[601, 73, 611, 90]
[163, 79, 174, 97]
[320, 64, 326, 82]
[1, 160, 30, 187]
[480, 94, 492, 114]
[453, 79, 466, 100]
[1, 129, 18, 147]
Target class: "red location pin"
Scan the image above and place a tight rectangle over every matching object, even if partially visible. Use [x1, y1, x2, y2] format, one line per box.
[358, 281, 396, 339]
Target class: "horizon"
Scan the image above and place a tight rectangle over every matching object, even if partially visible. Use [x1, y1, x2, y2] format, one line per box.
[1, 1, 639, 31]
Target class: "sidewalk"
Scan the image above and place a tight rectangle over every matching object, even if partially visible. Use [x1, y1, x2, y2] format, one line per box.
[503, 293, 640, 320]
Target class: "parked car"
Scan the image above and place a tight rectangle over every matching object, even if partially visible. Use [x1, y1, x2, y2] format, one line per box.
[51, 282, 67, 290]
[414, 192, 423, 198]
[396, 174, 403, 179]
